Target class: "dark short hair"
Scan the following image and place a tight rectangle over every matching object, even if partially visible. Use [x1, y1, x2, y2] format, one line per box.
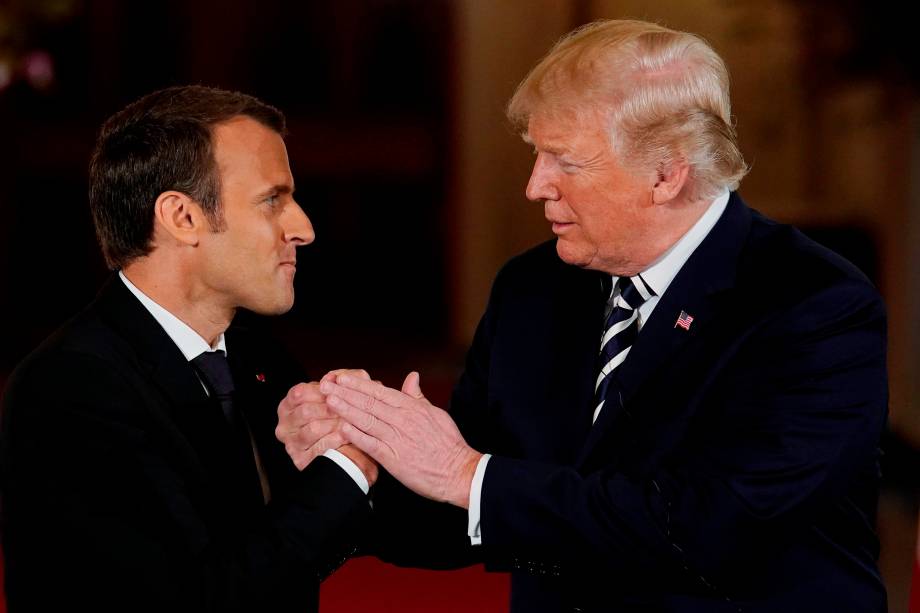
[88, 85, 286, 270]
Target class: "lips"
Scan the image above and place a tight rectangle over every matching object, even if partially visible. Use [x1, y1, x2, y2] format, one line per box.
[548, 220, 575, 234]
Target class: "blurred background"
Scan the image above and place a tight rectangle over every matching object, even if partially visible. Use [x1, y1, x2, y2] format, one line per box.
[1, 0, 918, 611]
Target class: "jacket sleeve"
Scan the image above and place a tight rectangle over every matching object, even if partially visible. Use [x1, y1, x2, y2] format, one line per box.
[456, 275, 887, 585]
[0, 350, 370, 613]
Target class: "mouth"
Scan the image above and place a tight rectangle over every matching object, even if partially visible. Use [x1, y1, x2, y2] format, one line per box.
[548, 220, 575, 234]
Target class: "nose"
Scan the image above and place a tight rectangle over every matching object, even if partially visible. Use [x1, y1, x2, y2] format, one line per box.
[284, 200, 315, 246]
[525, 152, 559, 202]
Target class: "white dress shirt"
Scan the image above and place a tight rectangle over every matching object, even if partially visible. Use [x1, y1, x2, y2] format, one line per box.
[467, 192, 730, 545]
[118, 272, 368, 495]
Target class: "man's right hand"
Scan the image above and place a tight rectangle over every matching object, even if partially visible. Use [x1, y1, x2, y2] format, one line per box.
[276, 369, 378, 485]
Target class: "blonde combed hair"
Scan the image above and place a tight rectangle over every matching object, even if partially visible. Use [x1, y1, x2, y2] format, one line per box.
[507, 19, 748, 201]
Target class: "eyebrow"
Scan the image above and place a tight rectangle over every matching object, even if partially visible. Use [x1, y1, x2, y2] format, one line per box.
[254, 184, 294, 201]
[521, 131, 571, 156]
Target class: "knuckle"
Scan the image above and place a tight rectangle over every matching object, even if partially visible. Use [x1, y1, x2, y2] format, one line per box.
[304, 420, 324, 439]
[298, 402, 322, 420]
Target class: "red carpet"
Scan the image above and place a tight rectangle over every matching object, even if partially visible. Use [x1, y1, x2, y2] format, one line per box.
[321, 558, 509, 612]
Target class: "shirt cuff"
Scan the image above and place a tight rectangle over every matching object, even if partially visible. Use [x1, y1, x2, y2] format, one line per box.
[323, 448, 370, 495]
[467, 453, 492, 545]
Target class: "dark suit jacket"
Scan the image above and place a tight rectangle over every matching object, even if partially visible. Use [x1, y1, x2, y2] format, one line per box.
[0, 277, 370, 613]
[378, 193, 888, 612]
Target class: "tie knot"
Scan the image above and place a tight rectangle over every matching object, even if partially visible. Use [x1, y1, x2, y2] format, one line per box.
[192, 350, 235, 397]
[617, 275, 655, 310]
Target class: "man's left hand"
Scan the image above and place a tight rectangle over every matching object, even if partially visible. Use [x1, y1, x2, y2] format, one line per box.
[320, 372, 482, 509]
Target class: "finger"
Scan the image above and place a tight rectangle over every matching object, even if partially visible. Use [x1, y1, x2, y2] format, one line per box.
[326, 375, 410, 410]
[277, 402, 335, 439]
[296, 401, 336, 421]
[340, 421, 392, 464]
[290, 430, 346, 470]
[295, 417, 342, 447]
[280, 382, 324, 414]
[323, 368, 371, 384]
[326, 393, 391, 437]
[320, 381, 387, 417]
[401, 371, 424, 399]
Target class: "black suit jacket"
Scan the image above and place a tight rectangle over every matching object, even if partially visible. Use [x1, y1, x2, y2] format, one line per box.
[379, 193, 888, 612]
[0, 277, 369, 612]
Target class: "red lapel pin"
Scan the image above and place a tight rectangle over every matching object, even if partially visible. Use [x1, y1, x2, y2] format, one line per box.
[255, 373, 266, 383]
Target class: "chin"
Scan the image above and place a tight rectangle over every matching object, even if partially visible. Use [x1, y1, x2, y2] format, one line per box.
[245, 291, 295, 316]
[555, 239, 592, 268]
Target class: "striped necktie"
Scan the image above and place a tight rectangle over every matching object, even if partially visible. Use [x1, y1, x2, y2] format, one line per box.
[593, 275, 655, 424]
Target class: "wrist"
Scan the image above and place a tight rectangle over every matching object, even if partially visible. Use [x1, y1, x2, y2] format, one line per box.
[337, 444, 379, 487]
[448, 449, 483, 510]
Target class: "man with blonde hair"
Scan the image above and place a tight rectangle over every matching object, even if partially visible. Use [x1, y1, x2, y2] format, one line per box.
[281, 20, 887, 611]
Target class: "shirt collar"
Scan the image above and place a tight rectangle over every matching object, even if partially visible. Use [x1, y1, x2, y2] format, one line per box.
[613, 191, 730, 298]
[118, 271, 227, 361]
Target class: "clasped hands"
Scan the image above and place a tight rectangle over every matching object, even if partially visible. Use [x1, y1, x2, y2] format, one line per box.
[276, 370, 482, 509]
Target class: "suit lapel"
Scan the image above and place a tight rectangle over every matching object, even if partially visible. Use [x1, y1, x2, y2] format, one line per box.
[96, 277, 212, 419]
[95, 277, 245, 491]
[576, 194, 752, 466]
[549, 268, 610, 460]
[226, 326, 303, 495]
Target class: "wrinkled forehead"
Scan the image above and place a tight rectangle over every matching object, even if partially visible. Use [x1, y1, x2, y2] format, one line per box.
[522, 104, 614, 147]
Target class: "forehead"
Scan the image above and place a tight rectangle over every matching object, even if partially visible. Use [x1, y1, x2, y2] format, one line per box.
[524, 109, 611, 154]
[212, 116, 292, 186]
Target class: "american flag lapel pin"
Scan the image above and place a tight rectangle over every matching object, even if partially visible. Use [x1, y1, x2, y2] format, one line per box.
[674, 310, 694, 331]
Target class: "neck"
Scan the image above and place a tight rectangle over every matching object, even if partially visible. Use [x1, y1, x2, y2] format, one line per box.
[622, 195, 712, 276]
[122, 257, 233, 346]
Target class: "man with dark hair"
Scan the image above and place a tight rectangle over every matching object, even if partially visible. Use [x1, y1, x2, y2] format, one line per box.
[0, 85, 376, 612]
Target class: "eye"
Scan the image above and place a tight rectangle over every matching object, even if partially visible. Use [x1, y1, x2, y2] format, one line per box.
[560, 161, 580, 173]
[264, 193, 279, 207]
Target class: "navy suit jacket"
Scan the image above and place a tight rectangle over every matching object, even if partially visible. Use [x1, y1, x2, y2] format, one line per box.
[0, 278, 369, 612]
[380, 193, 887, 612]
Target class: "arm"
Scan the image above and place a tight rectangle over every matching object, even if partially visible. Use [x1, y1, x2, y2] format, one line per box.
[276, 372, 479, 569]
[477, 280, 887, 579]
[0, 352, 371, 613]
[325, 278, 887, 585]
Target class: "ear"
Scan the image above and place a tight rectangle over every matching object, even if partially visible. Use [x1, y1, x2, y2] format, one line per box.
[153, 191, 206, 247]
[651, 159, 690, 205]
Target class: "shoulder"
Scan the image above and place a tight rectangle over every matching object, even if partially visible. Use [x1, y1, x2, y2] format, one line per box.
[497, 240, 566, 281]
[748, 209, 876, 287]
[491, 239, 594, 298]
[734, 206, 884, 333]
[2, 302, 149, 425]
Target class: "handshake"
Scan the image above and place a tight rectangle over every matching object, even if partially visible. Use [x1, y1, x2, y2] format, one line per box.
[275, 369, 484, 509]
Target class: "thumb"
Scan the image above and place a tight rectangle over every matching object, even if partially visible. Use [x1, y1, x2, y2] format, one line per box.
[401, 371, 425, 399]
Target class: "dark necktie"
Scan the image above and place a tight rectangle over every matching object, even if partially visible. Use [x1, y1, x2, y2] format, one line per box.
[192, 350, 270, 503]
[593, 275, 655, 424]
[191, 350, 237, 424]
